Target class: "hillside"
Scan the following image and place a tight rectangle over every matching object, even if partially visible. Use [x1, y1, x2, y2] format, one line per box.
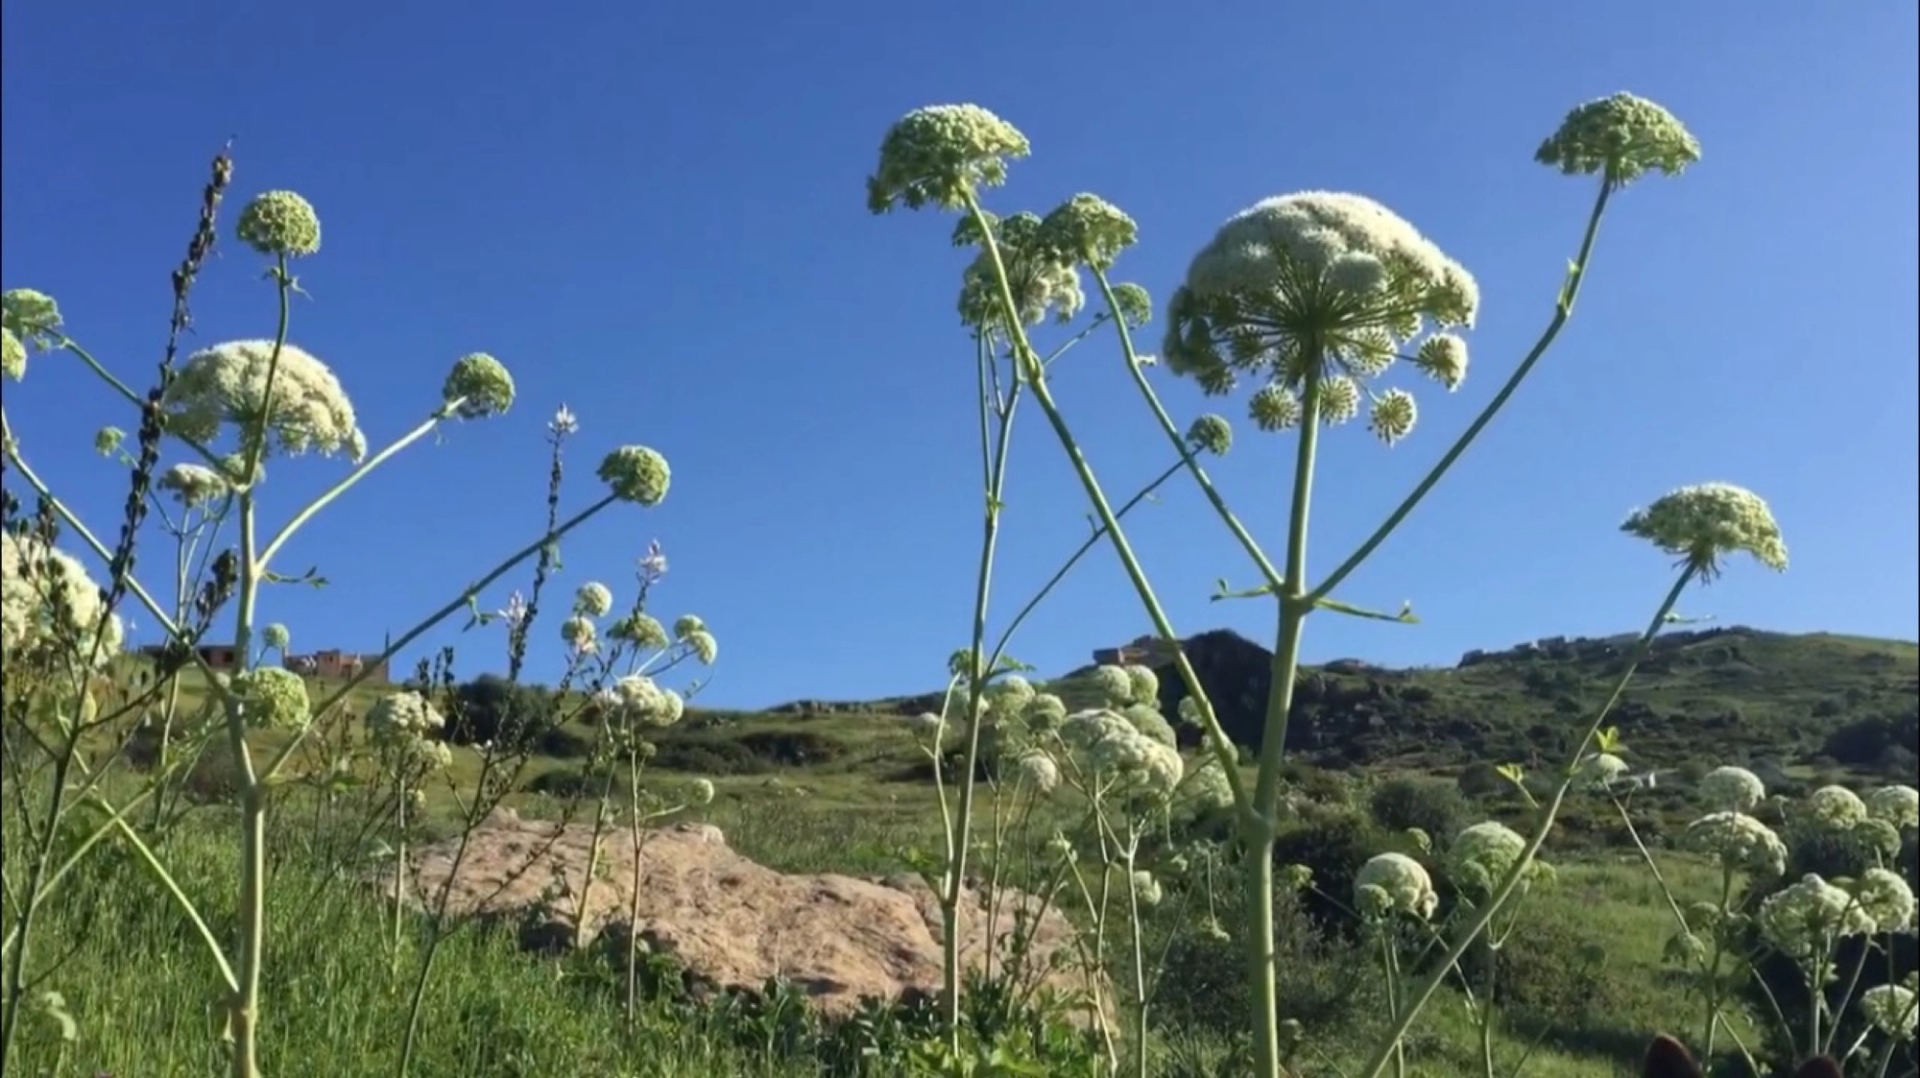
[742, 625, 1918, 779]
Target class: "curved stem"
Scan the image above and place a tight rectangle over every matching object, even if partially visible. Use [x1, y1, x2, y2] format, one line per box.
[1092, 268, 1285, 594]
[1355, 564, 1695, 1078]
[1311, 178, 1615, 605]
[961, 191, 1247, 815]
[256, 409, 454, 568]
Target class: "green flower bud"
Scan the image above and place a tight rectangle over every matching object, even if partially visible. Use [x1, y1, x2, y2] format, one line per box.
[1109, 281, 1153, 328]
[609, 612, 669, 649]
[1367, 388, 1417, 446]
[230, 666, 311, 731]
[94, 427, 125, 456]
[867, 104, 1031, 214]
[1249, 383, 1302, 432]
[1186, 414, 1233, 456]
[598, 445, 671, 506]
[1038, 193, 1138, 270]
[261, 623, 291, 651]
[673, 614, 706, 639]
[560, 615, 597, 652]
[1415, 333, 1468, 391]
[1536, 92, 1701, 186]
[1317, 375, 1360, 426]
[2, 327, 25, 382]
[1280, 864, 1314, 892]
[235, 190, 323, 258]
[690, 778, 716, 805]
[1621, 482, 1788, 577]
[441, 353, 515, 419]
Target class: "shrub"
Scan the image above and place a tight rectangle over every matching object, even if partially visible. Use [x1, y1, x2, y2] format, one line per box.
[1367, 775, 1469, 840]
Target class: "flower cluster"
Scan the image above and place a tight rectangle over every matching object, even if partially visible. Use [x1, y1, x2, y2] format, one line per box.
[1, 288, 62, 380]
[364, 691, 453, 775]
[1861, 982, 1918, 1042]
[1621, 482, 1788, 578]
[1851, 867, 1918, 936]
[1699, 765, 1766, 813]
[597, 446, 671, 506]
[1447, 820, 1550, 899]
[674, 614, 718, 665]
[0, 531, 125, 670]
[867, 104, 1030, 215]
[155, 463, 232, 509]
[954, 211, 1084, 344]
[1865, 784, 1919, 832]
[1355, 852, 1439, 921]
[161, 341, 367, 462]
[1161, 191, 1478, 448]
[440, 353, 516, 419]
[235, 190, 323, 258]
[1682, 811, 1789, 878]
[596, 674, 685, 729]
[1534, 92, 1701, 187]
[1060, 707, 1184, 801]
[1757, 873, 1878, 960]
[228, 667, 312, 731]
[1805, 784, 1870, 830]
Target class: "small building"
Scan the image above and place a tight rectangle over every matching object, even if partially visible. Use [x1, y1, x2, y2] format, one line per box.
[286, 648, 390, 684]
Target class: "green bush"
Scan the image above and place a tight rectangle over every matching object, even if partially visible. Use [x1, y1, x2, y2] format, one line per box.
[1367, 775, 1469, 841]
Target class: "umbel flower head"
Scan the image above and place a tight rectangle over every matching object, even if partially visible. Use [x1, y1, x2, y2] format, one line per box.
[1758, 873, 1879, 959]
[1447, 821, 1545, 898]
[1186, 414, 1233, 456]
[2, 288, 63, 344]
[1700, 765, 1767, 813]
[440, 353, 515, 419]
[1621, 482, 1788, 579]
[1805, 784, 1869, 830]
[365, 691, 446, 744]
[867, 104, 1031, 214]
[573, 582, 614, 619]
[261, 623, 291, 651]
[1861, 982, 1918, 1042]
[1865, 784, 1920, 832]
[161, 341, 367, 462]
[228, 666, 311, 731]
[1354, 852, 1439, 921]
[955, 212, 1084, 344]
[1535, 92, 1701, 187]
[0, 532, 125, 670]
[236, 191, 322, 258]
[1163, 191, 1476, 444]
[155, 463, 232, 508]
[1037, 193, 1138, 271]
[602, 674, 684, 728]
[598, 446, 671, 506]
[1852, 867, 1917, 935]
[609, 611, 669, 649]
[1683, 811, 1788, 877]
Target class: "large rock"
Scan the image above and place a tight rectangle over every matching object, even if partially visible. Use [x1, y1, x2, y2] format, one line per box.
[379, 807, 1103, 1021]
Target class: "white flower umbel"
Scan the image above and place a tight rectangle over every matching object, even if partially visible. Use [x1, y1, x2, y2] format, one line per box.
[1700, 765, 1767, 813]
[161, 340, 367, 462]
[0, 531, 125, 670]
[1354, 852, 1439, 921]
[1682, 811, 1788, 878]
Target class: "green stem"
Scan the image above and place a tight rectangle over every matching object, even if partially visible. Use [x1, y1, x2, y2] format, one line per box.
[225, 493, 269, 1078]
[960, 192, 1248, 816]
[1355, 564, 1695, 1078]
[1310, 179, 1615, 606]
[940, 331, 1022, 1049]
[1092, 269, 1285, 595]
[256, 407, 458, 568]
[1242, 359, 1328, 1078]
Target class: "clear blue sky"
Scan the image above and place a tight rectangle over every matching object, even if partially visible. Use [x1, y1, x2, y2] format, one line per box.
[4, 1, 1914, 709]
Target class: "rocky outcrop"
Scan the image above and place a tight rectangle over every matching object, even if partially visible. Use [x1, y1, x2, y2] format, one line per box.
[378, 808, 1103, 1021]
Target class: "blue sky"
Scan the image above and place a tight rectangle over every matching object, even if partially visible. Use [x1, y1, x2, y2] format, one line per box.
[3, 1, 1915, 709]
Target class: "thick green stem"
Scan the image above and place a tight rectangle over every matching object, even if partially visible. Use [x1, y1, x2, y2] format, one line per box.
[1311, 179, 1615, 606]
[1355, 565, 1695, 1078]
[1244, 361, 1327, 1078]
[225, 494, 270, 1078]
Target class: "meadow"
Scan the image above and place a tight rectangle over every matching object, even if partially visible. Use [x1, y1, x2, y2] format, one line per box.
[4, 92, 1918, 1078]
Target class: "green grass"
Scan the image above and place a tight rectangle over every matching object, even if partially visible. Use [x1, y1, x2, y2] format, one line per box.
[6, 628, 1916, 1077]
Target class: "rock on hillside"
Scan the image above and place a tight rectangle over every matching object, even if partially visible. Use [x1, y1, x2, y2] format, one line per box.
[378, 808, 1104, 1021]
